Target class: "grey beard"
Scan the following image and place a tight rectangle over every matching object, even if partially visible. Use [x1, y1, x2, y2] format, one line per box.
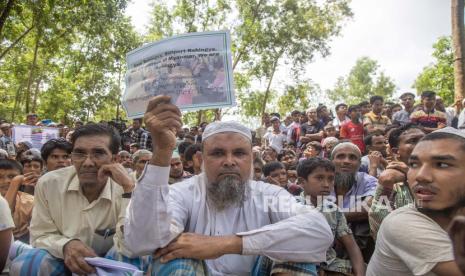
[335, 171, 356, 191]
[207, 175, 248, 211]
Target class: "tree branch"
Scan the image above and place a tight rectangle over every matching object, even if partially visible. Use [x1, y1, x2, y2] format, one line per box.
[0, 25, 34, 60]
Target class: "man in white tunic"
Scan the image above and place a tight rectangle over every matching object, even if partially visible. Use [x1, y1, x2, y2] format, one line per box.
[124, 95, 333, 275]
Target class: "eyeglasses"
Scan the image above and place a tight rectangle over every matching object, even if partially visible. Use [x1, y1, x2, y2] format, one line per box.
[71, 151, 109, 162]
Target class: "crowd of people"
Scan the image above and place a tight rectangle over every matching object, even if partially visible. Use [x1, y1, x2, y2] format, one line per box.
[0, 90, 464, 275]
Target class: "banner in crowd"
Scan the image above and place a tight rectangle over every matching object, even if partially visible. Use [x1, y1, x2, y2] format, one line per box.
[12, 125, 60, 149]
[122, 30, 235, 119]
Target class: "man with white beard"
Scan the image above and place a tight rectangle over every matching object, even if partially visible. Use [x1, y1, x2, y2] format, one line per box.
[123, 95, 333, 275]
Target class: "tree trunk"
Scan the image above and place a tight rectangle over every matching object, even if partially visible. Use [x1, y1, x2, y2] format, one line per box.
[11, 84, 23, 122]
[0, 0, 15, 39]
[260, 51, 283, 118]
[25, 29, 41, 113]
[31, 77, 42, 113]
[452, 0, 465, 101]
[196, 110, 203, 126]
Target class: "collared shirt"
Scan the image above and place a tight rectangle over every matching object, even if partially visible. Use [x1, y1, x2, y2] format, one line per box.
[363, 111, 391, 132]
[130, 128, 152, 150]
[410, 108, 447, 128]
[30, 166, 130, 259]
[124, 165, 333, 276]
[392, 109, 412, 126]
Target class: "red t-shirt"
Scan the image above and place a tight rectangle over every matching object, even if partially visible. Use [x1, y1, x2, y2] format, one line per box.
[340, 120, 365, 153]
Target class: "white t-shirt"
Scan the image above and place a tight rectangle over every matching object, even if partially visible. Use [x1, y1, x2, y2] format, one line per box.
[0, 195, 15, 272]
[263, 132, 287, 153]
[367, 205, 454, 276]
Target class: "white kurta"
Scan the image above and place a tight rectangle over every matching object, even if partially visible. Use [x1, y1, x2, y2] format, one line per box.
[124, 165, 333, 276]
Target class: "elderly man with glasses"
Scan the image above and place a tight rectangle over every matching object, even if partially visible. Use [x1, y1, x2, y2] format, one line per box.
[10, 123, 148, 275]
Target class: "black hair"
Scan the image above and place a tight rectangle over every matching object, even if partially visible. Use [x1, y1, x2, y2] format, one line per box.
[287, 164, 297, 171]
[400, 92, 415, 99]
[270, 112, 281, 119]
[41, 138, 72, 161]
[420, 132, 465, 151]
[358, 100, 369, 107]
[297, 157, 335, 179]
[71, 123, 121, 154]
[370, 95, 384, 104]
[306, 141, 322, 153]
[262, 161, 285, 177]
[178, 141, 193, 155]
[388, 123, 424, 148]
[335, 103, 348, 112]
[184, 144, 202, 162]
[390, 103, 402, 110]
[291, 110, 301, 116]
[348, 104, 360, 113]
[364, 132, 384, 147]
[316, 105, 327, 114]
[0, 159, 23, 173]
[421, 91, 436, 99]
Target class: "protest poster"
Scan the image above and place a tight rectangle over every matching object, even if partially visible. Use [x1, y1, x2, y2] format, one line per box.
[122, 30, 235, 119]
[12, 125, 60, 149]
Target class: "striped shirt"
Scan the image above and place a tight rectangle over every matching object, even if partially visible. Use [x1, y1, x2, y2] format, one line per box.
[409, 109, 446, 128]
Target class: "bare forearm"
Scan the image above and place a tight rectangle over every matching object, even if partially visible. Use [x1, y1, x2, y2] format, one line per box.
[341, 235, 365, 276]
[150, 148, 173, 167]
[305, 133, 323, 141]
[5, 178, 21, 210]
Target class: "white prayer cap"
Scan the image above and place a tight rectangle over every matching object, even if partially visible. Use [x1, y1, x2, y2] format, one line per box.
[432, 127, 465, 139]
[202, 121, 252, 143]
[330, 142, 362, 159]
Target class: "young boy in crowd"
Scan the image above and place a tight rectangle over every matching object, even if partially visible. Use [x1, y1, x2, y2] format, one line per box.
[297, 157, 365, 276]
[323, 124, 337, 139]
[303, 141, 322, 159]
[18, 149, 43, 195]
[0, 159, 34, 243]
[286, 165, 298, 185]
[263, 161, 302, 195]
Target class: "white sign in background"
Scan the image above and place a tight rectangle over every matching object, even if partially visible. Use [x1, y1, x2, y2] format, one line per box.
[12, 125, 60, 149]
[122, 31, 235, 119]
